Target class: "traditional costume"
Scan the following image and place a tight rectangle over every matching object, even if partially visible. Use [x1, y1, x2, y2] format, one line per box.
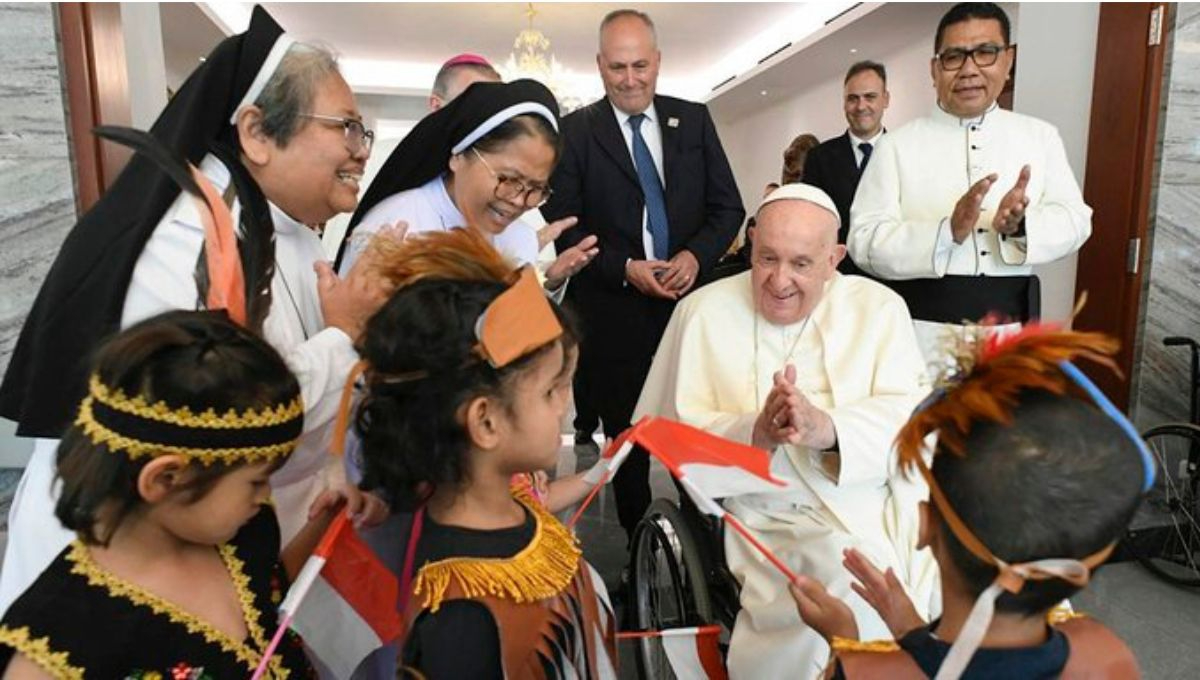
[848, 104, 1091, 370]
[0, 6, 357, 613]
[0, 359, 314, 679]
[336, 79, 558, 277]
[347, 262, 617, 679]
[827, 328, 1148, 679]
[634, 218, 940, 677]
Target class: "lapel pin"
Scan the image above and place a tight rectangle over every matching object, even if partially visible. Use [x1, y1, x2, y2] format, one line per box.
[667, 117, 680, 128]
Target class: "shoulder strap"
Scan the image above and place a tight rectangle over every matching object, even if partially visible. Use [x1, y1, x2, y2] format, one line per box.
[1057, 617, 1140, 679]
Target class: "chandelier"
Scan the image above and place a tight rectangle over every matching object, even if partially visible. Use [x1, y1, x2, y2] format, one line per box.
[500, 3, 585, 112]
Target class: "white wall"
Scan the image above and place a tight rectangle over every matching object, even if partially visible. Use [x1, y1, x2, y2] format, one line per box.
[717, 35, 938, 212]
[1011, 3, 1098, 324]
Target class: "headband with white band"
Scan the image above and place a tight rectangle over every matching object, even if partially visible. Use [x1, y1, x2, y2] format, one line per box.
[229, 34, 298, 124]
[450, 102, 559, 155]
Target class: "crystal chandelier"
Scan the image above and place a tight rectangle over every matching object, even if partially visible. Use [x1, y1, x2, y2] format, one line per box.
[500, 3, 584, 112]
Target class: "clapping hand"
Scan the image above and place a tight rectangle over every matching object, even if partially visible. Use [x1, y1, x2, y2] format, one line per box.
[545, 235, 599, 289]
[843, 548, 926, 639]
[992, 165, 1031, 235]
[752, 365, 836, 451]
[790, 575, 859, 643]
[950, 174, 998, 243]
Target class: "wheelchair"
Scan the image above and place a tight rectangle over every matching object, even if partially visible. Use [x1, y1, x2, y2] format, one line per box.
[628, 491, 742, 678]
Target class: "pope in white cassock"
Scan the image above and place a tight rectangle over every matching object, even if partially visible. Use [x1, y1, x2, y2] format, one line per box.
[634, 183, 940, 678]
[848, 3, 1090, 373]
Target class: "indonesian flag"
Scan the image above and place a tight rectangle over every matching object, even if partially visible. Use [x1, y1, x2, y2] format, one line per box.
[284, 514, 403, 678]
[628, 417, 804, 584]
[618, 626, 727, 680]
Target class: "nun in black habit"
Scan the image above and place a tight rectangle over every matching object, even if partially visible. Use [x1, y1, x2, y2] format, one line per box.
[0, 5, 387, 611]
[335, 79, 597, 295]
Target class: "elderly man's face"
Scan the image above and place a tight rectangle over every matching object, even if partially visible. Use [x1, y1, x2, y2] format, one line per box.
[749, 201, 844, 325]
[931, 18, 1013, 118]
[431, 67, 500, 111]
[597, 16, 660, 116]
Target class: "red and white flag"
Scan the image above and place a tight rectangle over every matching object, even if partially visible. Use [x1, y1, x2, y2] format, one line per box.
[618, 625, 727, 680]
[283, 514, 403, 678]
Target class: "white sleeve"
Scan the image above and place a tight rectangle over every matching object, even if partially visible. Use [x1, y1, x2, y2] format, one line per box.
[998, 125, 1092, 266]
[849, 136, 960, 279]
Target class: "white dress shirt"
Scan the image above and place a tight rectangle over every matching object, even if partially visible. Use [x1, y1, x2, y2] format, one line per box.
[848, 129, 884, 169]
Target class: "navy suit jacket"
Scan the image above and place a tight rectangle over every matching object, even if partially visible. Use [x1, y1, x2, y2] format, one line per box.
[543, 95, 744, 360]
[804, 131, 870, 276]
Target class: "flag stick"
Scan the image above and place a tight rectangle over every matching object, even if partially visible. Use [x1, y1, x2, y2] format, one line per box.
[616, 624, 722, 639]
[567, 470, 609, 529]
[251, 611, 294, 680]
[723, 512, 801, 584]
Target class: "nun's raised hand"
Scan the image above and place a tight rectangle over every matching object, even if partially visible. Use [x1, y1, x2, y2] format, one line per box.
[315, 253, 393, 342]
[537, 216, 579, 250]
[545, 234, 599, 289]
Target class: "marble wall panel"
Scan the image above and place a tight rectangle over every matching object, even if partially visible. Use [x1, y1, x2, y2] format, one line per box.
[0, 3, 76, 378]
[1135, 4, 1200, 428]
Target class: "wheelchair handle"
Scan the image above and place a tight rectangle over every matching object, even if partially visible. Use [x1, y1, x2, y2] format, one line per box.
[1164, 336, 1197, 348]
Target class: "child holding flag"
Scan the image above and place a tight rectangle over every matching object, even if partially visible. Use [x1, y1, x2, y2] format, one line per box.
[0, 311, 385, 679]
[353, 231, 618, 678]
[789, 328, 1145, 679]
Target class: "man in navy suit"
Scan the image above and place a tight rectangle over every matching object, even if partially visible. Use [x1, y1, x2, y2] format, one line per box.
[803, 60, 890, 276]
[543, 9, 743, 538]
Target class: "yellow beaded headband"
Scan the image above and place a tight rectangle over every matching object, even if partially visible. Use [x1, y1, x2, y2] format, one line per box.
[75, 373, 304, 466]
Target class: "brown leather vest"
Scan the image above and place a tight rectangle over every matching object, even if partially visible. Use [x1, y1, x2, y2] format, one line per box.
[836, 617, 1140, 679]
[399, 563, 617, 679]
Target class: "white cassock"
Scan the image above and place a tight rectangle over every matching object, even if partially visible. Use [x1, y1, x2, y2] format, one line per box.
[848, 104, 1091, 375]
[634, 271, 940, 679]
[0, 156, 358, 613]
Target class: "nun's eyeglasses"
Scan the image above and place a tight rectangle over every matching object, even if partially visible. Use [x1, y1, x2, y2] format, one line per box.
[470, 148, 553, 208]
[299, 113, 375, 154]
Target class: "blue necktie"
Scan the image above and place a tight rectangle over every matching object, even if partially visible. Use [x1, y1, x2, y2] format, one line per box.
[629, 113, 669, 260]
[858, 142, 873, 170]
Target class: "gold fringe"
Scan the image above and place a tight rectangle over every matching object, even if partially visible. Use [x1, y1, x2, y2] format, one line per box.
[830, 636, 900, 653]
[413, 489, 582, 613]
[1046, 603, 1087, 625]
[0, 625, 83, 679]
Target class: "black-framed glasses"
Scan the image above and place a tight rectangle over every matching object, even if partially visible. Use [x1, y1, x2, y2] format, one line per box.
[935, 43, 1011, 71]
[470, 148, 553, 208]
[299, 113, 375, 154]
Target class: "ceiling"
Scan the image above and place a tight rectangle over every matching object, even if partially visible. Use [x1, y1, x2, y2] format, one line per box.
[161, 2, 862, 100]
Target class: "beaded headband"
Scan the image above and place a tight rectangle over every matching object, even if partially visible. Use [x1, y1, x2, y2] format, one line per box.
[75, 373, 304, 466]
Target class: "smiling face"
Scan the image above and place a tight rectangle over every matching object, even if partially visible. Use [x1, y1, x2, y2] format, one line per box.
[257, 72, 369, 224]
[931, 18, 1013, 118]
[597, 15, 660, 116]
[750, 200, 844, 325]
[447, 132, 556, 235]
[843, 69, 889, 138]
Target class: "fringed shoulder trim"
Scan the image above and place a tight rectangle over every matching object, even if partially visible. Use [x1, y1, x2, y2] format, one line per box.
[414, 489, 582, 612]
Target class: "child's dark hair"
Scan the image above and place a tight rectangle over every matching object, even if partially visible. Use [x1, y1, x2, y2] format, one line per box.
[355, 228, 573, 509]
[356, 278, 566, 510]
[896, 329, 1146, 616]
[56, 310, 300, 545]
[932, 391, 1143, 614]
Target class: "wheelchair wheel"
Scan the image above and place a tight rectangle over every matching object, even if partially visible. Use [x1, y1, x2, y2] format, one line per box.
[1126, 423, 1200, 586]
[630, 498, 715, 679]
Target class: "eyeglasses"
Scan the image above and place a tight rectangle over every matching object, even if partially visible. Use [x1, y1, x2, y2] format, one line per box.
[299, 113, 375, 154]
[935, 43, 1010, 71]
[470, 148, 553, 208]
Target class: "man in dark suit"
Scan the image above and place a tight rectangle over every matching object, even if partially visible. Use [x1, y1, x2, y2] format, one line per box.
[803, 60, 890, 276]
[543, 8, 744, 538]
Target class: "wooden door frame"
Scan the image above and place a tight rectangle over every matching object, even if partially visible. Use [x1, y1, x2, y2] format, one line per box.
[56, 2, 131, 215]
[1075, 3, 1169, 410]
